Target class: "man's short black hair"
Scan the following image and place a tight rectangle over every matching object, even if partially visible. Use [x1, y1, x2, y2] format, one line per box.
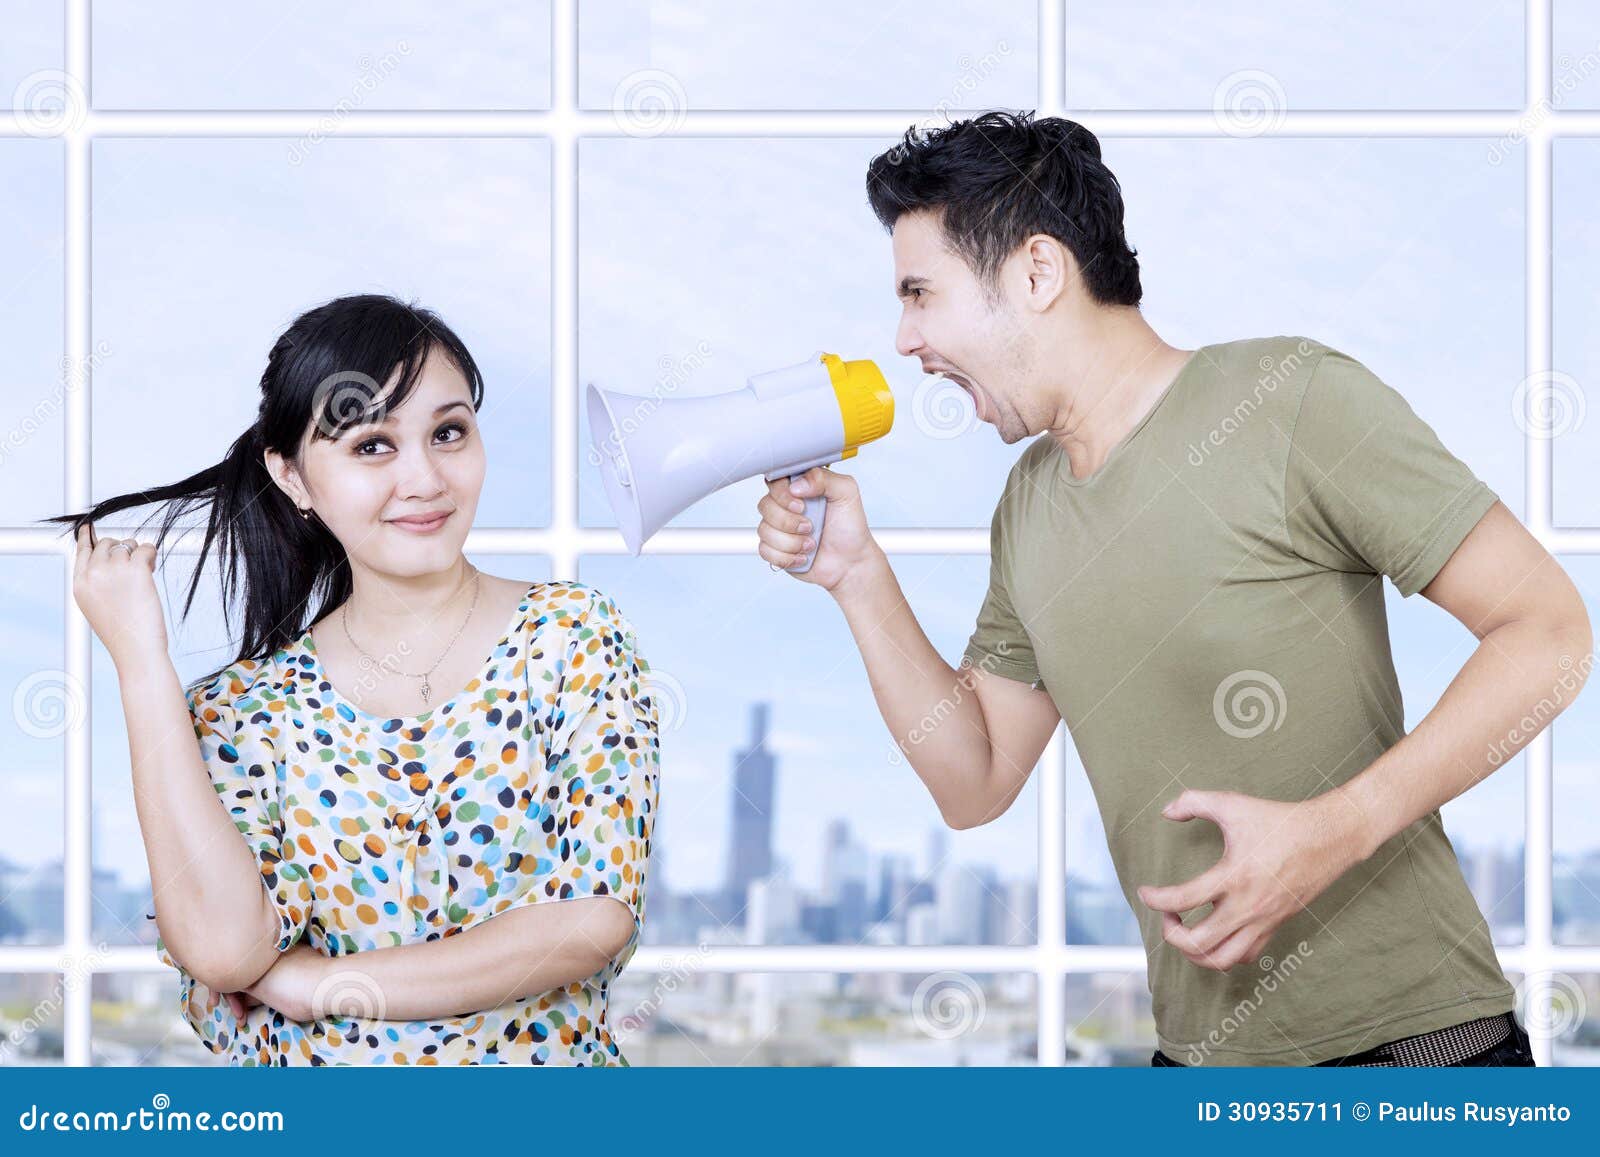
[866, 110, 1142, 308]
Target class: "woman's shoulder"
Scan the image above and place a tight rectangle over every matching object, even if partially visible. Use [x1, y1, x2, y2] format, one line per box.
[525, 579, 628, 628]
[182, 651, 288, 717]
[522, 580, 649, 678]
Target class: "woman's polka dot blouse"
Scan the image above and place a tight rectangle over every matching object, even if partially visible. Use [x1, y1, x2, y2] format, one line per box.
[154, 581, 659, 1065]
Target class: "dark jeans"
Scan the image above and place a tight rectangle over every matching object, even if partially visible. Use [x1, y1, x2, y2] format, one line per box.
[1151, 1016, 1536, 1067]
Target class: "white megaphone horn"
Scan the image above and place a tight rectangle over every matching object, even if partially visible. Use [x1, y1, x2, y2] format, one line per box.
[586, 351, 894, 573]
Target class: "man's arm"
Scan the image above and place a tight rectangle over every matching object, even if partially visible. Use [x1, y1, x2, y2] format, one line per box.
[1333, 500, 1592, 854]
[827, 546, 1060, 830]
[757, 465, 1059, 828]
[248, 896, 634, 1023]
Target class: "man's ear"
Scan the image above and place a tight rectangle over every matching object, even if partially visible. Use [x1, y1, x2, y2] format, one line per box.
[1021, 233, 1072, 313]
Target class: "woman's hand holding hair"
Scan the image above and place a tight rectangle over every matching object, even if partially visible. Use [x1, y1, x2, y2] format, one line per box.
[71, 522, 169, 670]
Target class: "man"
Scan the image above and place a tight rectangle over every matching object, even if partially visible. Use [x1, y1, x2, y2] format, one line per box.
[754, 111, 1592, 1066]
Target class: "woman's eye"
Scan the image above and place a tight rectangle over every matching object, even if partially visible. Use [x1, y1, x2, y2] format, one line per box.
[350, 423, 468, 456]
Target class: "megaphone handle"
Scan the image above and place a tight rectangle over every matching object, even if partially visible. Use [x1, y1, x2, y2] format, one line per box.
[786, 485, 827, 574]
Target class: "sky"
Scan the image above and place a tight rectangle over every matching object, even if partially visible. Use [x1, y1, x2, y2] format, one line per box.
[2, 1, 1596, 949]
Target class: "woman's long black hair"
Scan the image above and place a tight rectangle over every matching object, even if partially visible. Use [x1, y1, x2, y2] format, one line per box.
[43, 293, 485, 686]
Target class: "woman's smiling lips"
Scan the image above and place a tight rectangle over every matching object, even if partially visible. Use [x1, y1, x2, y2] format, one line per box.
[388, 510, 452, 534]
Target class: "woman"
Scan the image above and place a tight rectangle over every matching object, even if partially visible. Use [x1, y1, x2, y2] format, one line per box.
[50, 294, 659, 1065]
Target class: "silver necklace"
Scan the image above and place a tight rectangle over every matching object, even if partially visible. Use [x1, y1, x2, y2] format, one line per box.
[340, 568, 483, 705]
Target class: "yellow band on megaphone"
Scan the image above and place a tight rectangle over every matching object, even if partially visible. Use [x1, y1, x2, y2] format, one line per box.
[821, 353, 894, 461]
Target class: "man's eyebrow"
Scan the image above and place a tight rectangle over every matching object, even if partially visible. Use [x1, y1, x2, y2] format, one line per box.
[896, 275, 930, 297]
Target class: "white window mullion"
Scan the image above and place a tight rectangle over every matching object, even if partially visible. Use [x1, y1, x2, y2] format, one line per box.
[62, 0, 93, 1069]
[1522, 0, 1556, 1070]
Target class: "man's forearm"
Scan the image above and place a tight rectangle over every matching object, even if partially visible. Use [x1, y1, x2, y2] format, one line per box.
[1330, 618, 1592, 861]
[828, 547, 996, 825]
[287, 896, 628, 1022]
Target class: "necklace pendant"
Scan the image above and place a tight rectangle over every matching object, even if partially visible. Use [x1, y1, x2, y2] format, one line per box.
[419, 677, 431, 703]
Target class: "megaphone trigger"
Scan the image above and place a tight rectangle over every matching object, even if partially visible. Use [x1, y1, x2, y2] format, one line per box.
[785, 475, 828, 575]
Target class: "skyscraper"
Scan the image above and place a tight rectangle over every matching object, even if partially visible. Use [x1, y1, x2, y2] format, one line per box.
[724, 702, 776, 906]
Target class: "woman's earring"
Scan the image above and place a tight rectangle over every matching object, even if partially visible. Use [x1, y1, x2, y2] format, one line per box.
[299, 507, 310, 520]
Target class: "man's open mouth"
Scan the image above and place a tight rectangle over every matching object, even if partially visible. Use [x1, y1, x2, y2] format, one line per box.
[931, 369, 986, 420]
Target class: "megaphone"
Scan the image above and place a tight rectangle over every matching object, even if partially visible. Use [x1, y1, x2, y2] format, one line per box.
[586, 352, 894, 573]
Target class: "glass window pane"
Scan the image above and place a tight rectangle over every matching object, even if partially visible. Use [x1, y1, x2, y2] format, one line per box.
[1067, 0, 1522, 111]
[1553, 0, 1600, 109]
[0, 973, 67, 1065]
[1554, 557, 1600, 945]
[0, 558, 67, 946]
[1064, 972, 1154, 1066]
[1, 2, 63, 120]
[92, 1, 551, 110]
[0, 142, 64, 526]
[579, 554, 1038, 946]
[91, 138, 551, 529]
[580, 0, 1035, 112]
[1543, 972, 1600, 1065]
[610, 970, 1035, 1065]
[1552, 141, 1600, 527]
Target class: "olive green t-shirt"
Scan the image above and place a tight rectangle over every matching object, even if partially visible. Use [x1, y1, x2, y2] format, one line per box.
[964, 335, 1513, 1066]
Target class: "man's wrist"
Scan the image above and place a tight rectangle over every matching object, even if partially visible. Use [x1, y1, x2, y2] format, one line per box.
[828, 543, 891, 607]
[1319, 778, 1385, 866]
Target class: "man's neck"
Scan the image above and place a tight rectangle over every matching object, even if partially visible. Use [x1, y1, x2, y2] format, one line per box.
[1041, 312, 1194, 481]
